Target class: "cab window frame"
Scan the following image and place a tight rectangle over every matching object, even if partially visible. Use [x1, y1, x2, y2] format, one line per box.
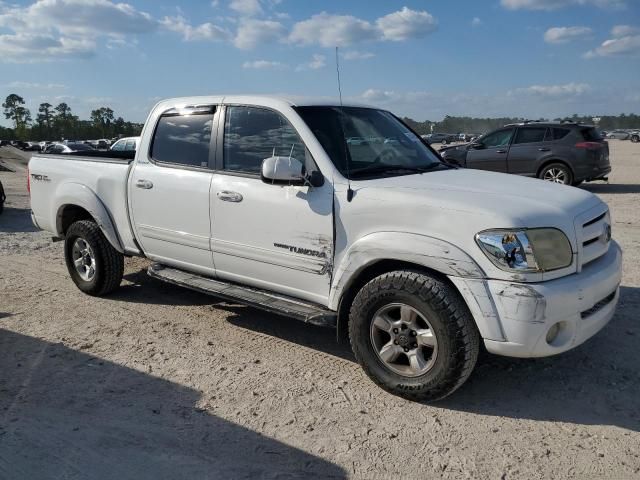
[215, 104, 319, 179]
[148, 105, 219, 171]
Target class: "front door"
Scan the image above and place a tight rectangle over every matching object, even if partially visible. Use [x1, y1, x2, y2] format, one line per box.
[129, 105, 218, 276]
[466, 127, 514, 172]
[211, 105, 334, 305]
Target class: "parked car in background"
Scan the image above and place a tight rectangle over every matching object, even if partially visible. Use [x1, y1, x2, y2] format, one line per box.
[606, 130, 630, 140]
[440, 122, 610, 186]
[423, 133, 457, 144]
[110, 136, 139, 152]
[0, 140, 10, 147]
[28, 95, 622, 401]
[45, 143, 95, 154]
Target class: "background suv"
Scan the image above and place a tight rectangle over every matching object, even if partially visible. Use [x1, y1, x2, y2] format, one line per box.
[440, 122, 610, 186]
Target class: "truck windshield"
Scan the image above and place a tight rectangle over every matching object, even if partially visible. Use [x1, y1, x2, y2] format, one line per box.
[294, 106, 444, 179]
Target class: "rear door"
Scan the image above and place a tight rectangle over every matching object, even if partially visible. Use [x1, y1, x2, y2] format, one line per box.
[465, 127, 514, 172]
[506, 126, 549, 176]
[128, 105, 218, 276]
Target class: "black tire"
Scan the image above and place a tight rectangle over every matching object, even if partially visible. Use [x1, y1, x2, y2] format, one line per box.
[64, 220, 123, 296]
[441, 139, 448, 145]
[631, 135, 639, 143]
[539, 162, 573, 185]
[0, 180, 5, 215]
[349, 271, 480, 402]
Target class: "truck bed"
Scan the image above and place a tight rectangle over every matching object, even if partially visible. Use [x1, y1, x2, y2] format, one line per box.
[29, 152, 138, 252]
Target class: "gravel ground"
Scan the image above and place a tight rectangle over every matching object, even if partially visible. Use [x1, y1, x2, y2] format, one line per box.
[0, 143, 638, 479]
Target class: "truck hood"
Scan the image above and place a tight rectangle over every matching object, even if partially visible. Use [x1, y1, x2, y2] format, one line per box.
[348, 168, 603, 235]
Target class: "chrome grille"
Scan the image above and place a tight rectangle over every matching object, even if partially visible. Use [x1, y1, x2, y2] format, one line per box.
[578, 208, 611, 268]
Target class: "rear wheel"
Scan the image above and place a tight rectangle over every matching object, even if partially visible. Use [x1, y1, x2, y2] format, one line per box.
[631, 135, 639, 143]
[64, 220, 123, 296]
[349, 270, 480, 402]
[539, 162, 573, 185]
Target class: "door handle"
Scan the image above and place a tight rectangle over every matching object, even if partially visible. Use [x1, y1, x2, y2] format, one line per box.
[496, 149, 507, 154]
[538, 148, 550, 152]
[136, 179, 153, 189]
[217, 191, 243, 203]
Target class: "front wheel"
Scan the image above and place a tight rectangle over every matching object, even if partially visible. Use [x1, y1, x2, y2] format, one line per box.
[631, 135, 639, 143]
[539, 162, 573, 185]
[349, 271, 480, 402]
[64, 220, 124, 296]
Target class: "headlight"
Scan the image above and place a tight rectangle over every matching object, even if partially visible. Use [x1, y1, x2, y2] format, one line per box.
[475, 228, 573, 272]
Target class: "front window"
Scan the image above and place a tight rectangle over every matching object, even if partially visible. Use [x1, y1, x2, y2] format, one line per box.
[479, 128, 514, 148]
[295, 106, 444, 179]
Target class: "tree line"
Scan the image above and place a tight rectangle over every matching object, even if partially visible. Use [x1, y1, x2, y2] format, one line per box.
[403, 113, 640, 136]
[1, 93, 143, 141]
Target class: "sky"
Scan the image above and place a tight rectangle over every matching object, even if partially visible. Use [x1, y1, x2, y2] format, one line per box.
[0, 0, 639, 126]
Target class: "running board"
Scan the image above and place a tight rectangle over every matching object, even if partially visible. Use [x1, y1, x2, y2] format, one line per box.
[147, 263, 336, 328]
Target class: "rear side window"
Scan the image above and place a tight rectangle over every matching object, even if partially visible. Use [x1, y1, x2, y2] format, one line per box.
[112, 141, 125, 151]
[514, 127, 547, 144]
[580, 127, 602, 141]
[125, 140, 136, 151]
[151, 109, 215, 167]
[223, 106, 306, 174]
[547, 128, 571, 141]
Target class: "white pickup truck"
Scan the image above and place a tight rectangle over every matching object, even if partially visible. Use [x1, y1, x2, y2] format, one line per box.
[28, 96, 622, 400]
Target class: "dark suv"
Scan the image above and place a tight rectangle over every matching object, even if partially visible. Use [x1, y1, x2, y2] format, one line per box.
[439, 122, 610, 186]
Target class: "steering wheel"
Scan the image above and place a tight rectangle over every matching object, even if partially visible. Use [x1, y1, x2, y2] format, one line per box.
[374, 148, 399, 164]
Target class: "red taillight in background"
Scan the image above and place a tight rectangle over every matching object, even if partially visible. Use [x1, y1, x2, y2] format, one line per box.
[27, 166, 30, 194]
[575, 141, 602, 150]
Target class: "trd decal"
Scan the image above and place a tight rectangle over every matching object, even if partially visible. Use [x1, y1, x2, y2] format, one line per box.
[30, 173, 51, 182]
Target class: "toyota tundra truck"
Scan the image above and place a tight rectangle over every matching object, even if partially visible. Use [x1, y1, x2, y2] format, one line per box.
[28, 96, 622, 401]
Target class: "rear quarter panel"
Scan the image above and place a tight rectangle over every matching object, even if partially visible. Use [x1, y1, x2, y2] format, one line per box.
[29, 154, 137, 251]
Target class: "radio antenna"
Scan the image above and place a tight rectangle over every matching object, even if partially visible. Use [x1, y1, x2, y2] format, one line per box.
[336, 46, 354, 202]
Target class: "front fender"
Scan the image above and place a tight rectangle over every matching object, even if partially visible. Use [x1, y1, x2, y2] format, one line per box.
[329, 231, 484, 310]
[54, 182, 124, 253]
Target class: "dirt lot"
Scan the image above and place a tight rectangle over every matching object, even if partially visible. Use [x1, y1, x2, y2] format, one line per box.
[1, 143, 639, 479]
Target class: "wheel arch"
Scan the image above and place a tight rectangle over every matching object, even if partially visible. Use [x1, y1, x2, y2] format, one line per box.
[536, 158, 574, 179]
[54, 182, 124, 253]
[330, 232, 486, 342]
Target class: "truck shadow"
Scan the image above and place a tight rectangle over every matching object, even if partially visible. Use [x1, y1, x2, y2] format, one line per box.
[0, 328, 347, 479]
[582, 183, 640, 194]
[110, 268, 640, 432]
[440, 285, 640, 432]
[0, 207, 39, 233]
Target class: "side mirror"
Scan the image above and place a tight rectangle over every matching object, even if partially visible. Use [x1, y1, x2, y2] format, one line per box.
[470, 142, 484, 150]
[261, 156, 306, 186]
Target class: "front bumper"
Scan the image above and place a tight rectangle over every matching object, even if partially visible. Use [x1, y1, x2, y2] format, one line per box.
[454, 240, 622, 358]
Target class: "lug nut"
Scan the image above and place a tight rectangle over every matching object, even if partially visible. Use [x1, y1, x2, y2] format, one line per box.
[410, 330, 417, 337]
[403, 348, 409, 352]
[393, 328, 398, 334]
[412, 343, 418, 349]
[394, 340, 398, 345]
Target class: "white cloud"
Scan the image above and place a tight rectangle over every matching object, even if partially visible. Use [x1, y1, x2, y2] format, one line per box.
[376, 7, 437, 41]
[471, 17, 482, 27]
[584, 34, 640, 57]
[342, 50, 375, 60]
[501, 0, 625, 10]
[242, 59, 285, 69]
[296, 54, 326, 71]
[611, 25, 640, 37]
[508, 82, 591, 96]
[289, 7, 437, 47]
[229, 0, 262, 16]
[544, 26, 592, 44]
[0, 0, 155, 61]
[233, 18, 285, 49]
[3, 81, 66, 89]
[160, 16, 230, 41]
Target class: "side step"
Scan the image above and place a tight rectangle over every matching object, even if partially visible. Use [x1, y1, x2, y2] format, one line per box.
[147, 263, 336, 328]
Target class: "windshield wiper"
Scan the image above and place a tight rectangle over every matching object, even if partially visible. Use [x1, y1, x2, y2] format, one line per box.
[350, 163, 446, 177]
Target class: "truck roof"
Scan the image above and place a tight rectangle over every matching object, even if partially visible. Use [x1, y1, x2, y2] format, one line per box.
[153, 95, 376, 112]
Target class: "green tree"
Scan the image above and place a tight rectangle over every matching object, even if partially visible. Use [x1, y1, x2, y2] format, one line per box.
[90, 107, 115, 137]
[3, 94, 32, 139]
[36, 102, 55, 138]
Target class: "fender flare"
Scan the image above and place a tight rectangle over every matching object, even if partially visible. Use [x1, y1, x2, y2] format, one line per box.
[329, 231, 484, 310]
[54, 182, 124, 253]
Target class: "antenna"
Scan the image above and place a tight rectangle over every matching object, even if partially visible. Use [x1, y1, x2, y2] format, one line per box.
[336, 46, 354, 202]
